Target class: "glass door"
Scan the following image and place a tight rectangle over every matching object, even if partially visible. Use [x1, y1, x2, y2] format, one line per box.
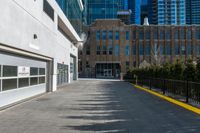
[104, 69, 112, 78]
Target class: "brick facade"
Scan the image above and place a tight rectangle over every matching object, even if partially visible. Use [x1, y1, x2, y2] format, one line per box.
[79, 19, 200, 78]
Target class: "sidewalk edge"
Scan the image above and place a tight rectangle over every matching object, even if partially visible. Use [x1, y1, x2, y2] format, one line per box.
[132, 84, 200, 115]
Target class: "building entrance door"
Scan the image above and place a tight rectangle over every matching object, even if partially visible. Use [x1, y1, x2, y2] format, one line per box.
[104, 69, 112, 77]
[96, 63, 121, 79]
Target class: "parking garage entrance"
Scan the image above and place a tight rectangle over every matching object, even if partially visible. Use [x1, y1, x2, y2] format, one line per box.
[95, 63, 121, 79]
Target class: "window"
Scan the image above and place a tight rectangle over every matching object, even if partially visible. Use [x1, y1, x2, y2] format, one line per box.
[43, 0, 54, 21]
[30, 77, 38, 85]
[160, 42, 164, 55]
[96, 45, 101, 55]
[3, 65, 17, 77]
[145, 42, 150, 55]
[180, 28, 185, 39]
[39, 77, 45, 84]
[86, 45, 90, 55]
[2, 79, 17, 91]
[115, 31, 119, 40]
[154, 29, 158, 40]
[86, 61, 90, 68]
[195, 30, 200, 40]
[145, 31, 150, 40]
[186, 29, 192, 40]
[139, 42, 144, 55]
[165, 42, 171, 55]
[115, 45, 120, 56]
[102, 31, 107, 40]
[108, 45, 113, 55]
[39, 68, 45, 75]
[159, 30, 165, 40]
[153, 42, 159, 55]
[175, 42, 180, 55]
[165, 30, 171, 40]
[126, 61, 130, 70]
[126, 31, 129, 40]
[187, 42, 192, 55]
[133, 30, 136, 40]
[102, 45, 107, 55]
[139, 30, 144, 40]
[132, 44, 136, 55]
[30, 67, 38, 76]
[1, 64, 46, 91]
[96, 31, 100, 40]
[125, 45, 130, 56]
[196, 43, 200, 55]
[181, 44, 186, 55]
[174, 29, 179, 40]
[108, 31, 113, 40]
[19, 78, 29, 88]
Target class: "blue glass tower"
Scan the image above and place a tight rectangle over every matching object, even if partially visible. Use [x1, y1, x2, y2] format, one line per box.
[85, 0, 124, 25]
[148, 0, 186, 25]
[56, 0, 83, 33]
[124, 0, 128, 10]
[186, 0, 200, 24]
[128, 0, 141, 25]
[83, 0, 141, 25]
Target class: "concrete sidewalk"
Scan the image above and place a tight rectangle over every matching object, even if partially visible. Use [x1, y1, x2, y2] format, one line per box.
[0, 80, 200, 133]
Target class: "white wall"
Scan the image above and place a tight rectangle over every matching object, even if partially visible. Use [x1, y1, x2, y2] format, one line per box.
[0, 0, 79, 91]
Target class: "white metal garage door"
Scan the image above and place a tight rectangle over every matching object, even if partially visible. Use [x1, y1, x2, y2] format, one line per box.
[0, 52, 47, 107]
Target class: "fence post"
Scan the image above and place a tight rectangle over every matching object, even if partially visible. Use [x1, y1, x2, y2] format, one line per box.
[141, 77, 143, 86]
[186, 80, 189, 103]
[163, 79, 166, 95]
[149, 78, 152, 90]
[136, 76, 138, 85]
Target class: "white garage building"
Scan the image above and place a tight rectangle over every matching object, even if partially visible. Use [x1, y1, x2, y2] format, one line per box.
[0, 0, 83, 108]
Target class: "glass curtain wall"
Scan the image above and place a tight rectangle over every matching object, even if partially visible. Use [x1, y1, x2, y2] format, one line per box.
[56, 0, 83, 34]
[87, 0, 124, 24]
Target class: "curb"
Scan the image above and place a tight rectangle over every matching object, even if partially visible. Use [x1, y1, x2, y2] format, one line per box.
[132, 84, 200, 115]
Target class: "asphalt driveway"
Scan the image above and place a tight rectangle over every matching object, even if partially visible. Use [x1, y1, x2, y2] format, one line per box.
[0, 80, 200, 133]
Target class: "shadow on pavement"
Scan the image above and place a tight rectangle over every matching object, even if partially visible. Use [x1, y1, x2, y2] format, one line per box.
[60, 81, 133, 132]
[59, 81, 200, 133]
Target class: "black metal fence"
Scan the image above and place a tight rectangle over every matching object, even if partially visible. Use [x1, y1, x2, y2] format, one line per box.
[130, 77, 200, 104]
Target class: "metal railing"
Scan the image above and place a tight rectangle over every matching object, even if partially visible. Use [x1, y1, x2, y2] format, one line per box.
[130, 77, 200, 105]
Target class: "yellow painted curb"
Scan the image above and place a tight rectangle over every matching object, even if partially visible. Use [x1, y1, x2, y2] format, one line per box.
[132, 84, 200, 115]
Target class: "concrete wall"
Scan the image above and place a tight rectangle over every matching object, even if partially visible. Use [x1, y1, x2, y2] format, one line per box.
[0, 0, 80, 92]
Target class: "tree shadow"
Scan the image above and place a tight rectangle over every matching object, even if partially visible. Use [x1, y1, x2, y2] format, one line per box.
[59, 81, 134, 132]
[59, 81, 200, 133]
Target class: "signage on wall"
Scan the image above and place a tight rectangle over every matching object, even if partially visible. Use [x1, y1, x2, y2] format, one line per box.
[18, 66, 30, 77]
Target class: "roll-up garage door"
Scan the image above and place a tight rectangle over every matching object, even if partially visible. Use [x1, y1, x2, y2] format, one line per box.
[0, 52, 48, 107]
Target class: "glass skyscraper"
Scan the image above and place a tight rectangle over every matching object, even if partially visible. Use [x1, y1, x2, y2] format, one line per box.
[85, 0, 124, 25]
[148, 0, 186, 25]
[128, 0, 141, 25]
[124, 0, 128, 10]
[56, 0, 83, 33]
[84, 0, 141, 25]
[186, 0, 200, 24]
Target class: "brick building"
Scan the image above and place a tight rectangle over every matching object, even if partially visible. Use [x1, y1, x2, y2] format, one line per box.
[79, 19, 200, 79]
